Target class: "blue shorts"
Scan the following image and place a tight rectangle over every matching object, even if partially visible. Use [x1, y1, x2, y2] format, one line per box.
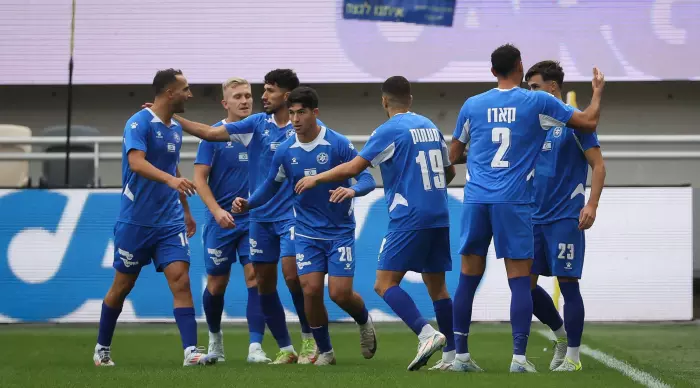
[113, 221, 190, 274]
[532, 218, 585, 278]
[201, 221, 250, 276]
[249, 219, 295, 264]
[459, 203, 533, 259]
[295, 234, 355, 277]
[377, 227, 452, 273]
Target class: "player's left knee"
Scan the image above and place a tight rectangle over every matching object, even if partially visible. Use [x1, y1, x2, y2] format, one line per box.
[168, 270, 192, 296]
[329, 287, 352, 305]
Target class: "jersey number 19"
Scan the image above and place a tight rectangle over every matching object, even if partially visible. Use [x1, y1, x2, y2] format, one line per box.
[415, 149, 445, 191]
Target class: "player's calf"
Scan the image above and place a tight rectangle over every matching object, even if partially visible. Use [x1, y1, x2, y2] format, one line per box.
[328, 276, 375, 360]
[423, 272, 456, 370]
[203, 274, 230, 362]
[299, 272, 326, 364]
[94, 272, 138, 367]
[559, 277, 584, 366]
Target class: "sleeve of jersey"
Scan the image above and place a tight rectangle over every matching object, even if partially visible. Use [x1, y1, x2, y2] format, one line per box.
[577, 131, 601, 151]
[452, 101, 471, 144]
[440, 136, 452, 167]
[223, 114, 257, 147]
[359, 126, 396, 167]
[247, 150, 285, 209]
[123, 116, 149, 153]
[338, 136, 376, 196]
[538, 92, 575, 130]
[194, 140, 214, 166]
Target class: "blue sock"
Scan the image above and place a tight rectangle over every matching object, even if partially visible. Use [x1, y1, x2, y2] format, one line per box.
[453, 273, 482, 354]
[290, 289, 311, 334]
[97, 302, 122, 347]
[202, 288, 224, 334]
[560, 282, 585, 347]
[260, 291, 292, 348]
[508, 276, 533, 356]
[383, 286, 428, 335]
[246, 286, 265, 345]
[433, 298, 455, 353]
[173, 307, 198, 349]
[350, 304, 369, 325]
[310, 325, 333, 353]
[531, 285, 564, 332]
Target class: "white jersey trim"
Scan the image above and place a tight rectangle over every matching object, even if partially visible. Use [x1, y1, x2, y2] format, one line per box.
[370, 142, 395, 167]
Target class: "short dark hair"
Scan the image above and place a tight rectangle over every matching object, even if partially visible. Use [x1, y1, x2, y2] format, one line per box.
[381, 76, 411, 106]
[286, 86, 319, 110]
[264, 69, 300, 92]
[525, 60, 565, 87]
[152, 68, 183, 95]
[491, 44, 522, 77]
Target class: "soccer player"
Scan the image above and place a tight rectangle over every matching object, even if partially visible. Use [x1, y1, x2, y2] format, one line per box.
[166, 69, 318, 364]
[193, 77, 270, 363]
[295, 76, 458, 372]
[232, 86, 378, 366]
[525, 60, 606, 372]
[94, 69, 215, 367]
[448, 44, 605, 373]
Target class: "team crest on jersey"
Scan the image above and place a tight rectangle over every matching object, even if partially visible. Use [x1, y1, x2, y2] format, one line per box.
[286, 128, 295, 138]
[316, 152, 329, 164]
[553, 127, 563, 138]
[130, 122, 138, 129]
[173, 132, 180, 143]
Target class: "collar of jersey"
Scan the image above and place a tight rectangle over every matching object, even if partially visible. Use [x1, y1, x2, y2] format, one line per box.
[265, 113, 292, 127]
[493, 87, 519, 92]
[291, 126, 330, 152]
[145, 108, 178, 128]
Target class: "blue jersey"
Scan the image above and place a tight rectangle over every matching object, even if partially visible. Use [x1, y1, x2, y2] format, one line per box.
[224, 113, 323, 222]
[194, 119, 250, 225]
[359, 112, 451, 232]
[453, 88, 575, 204]
[533, 123, 599, 223]
[118, 108, 184, 226]
[268, 126, 375, 239]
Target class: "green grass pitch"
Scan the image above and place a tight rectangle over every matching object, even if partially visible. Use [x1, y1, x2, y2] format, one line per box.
[1, 322, 698, 388]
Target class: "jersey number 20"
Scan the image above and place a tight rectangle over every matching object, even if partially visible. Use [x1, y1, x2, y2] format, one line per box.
[415, 149, 445, 191]
[491, 127, 511, 168]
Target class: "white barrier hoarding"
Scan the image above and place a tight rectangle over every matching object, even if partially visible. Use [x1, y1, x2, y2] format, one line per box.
[0, 187, 692, 323]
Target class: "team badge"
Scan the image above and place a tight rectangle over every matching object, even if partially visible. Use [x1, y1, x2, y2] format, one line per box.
[316, 152, 329, 164]
[553, 127, 563, 138]
[173, 132, 180, 143]
[286, 128, 295, 138]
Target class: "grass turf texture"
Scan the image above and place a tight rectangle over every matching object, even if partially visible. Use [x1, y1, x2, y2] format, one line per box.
[1, 322, 698, 388]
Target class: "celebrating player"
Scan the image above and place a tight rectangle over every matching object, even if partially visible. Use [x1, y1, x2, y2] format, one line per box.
[525, 60, 606, 372]
[295, 76, 458, 372]
[94, 69, 215, 367]
[168, 69, 319, 364]
[232, 86, 378, 366]
[193, 77, 270, 363]
[449, 44, 605, 373]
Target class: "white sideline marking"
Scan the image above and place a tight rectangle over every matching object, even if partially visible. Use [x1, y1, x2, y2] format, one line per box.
[537, 330, 671, 388]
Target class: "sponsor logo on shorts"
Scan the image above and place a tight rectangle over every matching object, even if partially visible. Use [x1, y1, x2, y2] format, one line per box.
[207, 248, 228, 266]
[249, 238, 263, 255]
[296, 253, 305, 261]
[117, 248, 138, 267]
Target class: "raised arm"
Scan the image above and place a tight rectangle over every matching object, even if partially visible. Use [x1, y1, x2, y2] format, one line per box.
[565, 68, 605, 134]
[174, 115, 231, 142]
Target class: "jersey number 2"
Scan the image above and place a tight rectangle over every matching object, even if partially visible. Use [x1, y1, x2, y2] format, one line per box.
[416, 149, 445, 191]
[491, 127, 511, 168]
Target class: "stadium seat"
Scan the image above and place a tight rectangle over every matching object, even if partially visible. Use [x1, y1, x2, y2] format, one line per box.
[0, 124, 32, 188]
[39, 125, 101, 188]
